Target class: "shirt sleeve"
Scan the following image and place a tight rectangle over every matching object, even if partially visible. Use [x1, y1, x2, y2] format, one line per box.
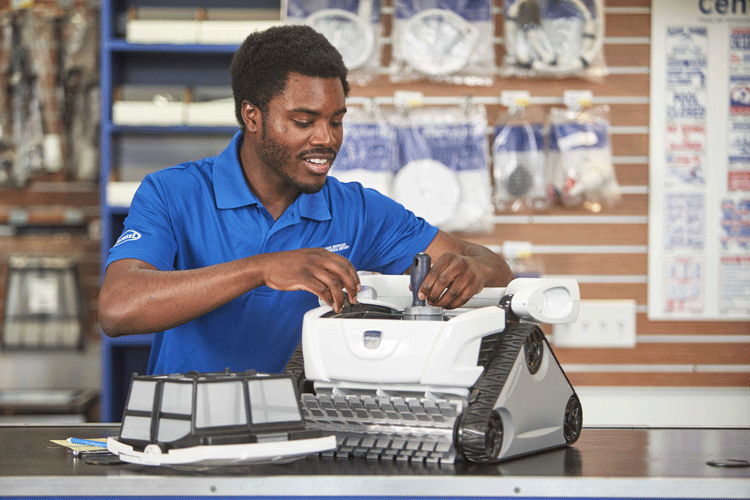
[105, 174, 179, 271]
[358, 187, 439, 275]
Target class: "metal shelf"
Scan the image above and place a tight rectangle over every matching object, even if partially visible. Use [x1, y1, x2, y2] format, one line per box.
[106, 123, 239, 135]
[106, 39, 239, 53]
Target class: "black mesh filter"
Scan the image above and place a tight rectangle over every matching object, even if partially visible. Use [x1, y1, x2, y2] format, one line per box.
[505, 164, 534, 196]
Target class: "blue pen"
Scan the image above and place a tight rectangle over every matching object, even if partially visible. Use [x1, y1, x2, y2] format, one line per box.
[67, 437, 108, 448]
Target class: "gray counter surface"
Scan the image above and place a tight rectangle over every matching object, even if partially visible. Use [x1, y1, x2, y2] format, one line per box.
[1, 425, 749, 498]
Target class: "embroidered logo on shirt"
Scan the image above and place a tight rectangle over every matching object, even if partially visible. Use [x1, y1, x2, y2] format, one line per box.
[114, 230, 142, 247]
[324, 242, 350, 253]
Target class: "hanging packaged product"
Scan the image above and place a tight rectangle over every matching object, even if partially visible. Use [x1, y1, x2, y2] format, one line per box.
[329, 106, 397, 197]
[390, 0, 494, 85]
[391, 104, 493, 232]
[492, 112, 550, 212]
[285, 0, 381, 85]
[502, 0, 606, 81]
[0, 13, 12, 185]
[2, 255, 85, 350]
[21, 6, 65, 173]
[502, 240, 544, 277]
[61, 3, 100, 182]
[547, 105, 621, 211]
[0, 6, 67, 186]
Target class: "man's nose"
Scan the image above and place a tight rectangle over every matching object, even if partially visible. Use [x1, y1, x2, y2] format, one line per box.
[310, 122, 337, 147]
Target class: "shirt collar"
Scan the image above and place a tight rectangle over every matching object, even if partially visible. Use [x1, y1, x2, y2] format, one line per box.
[213, 131, 331, 222]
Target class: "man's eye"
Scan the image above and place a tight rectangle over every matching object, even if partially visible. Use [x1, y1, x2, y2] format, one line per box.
[294, 120, 313, 128]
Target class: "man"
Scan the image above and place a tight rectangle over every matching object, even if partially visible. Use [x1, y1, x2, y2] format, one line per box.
[98, 25, 513, 376]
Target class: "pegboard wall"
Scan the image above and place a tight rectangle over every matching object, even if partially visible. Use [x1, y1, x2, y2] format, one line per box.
[358, 0, 748, 388]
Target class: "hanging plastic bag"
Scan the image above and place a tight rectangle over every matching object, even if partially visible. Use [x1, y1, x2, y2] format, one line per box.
[502, 0, 607, 81]
[547, 105, 620, 211]
[62, 2, 99, 182]
[329, 106, 397, 197]
[390, 0, 494, 85]
[492, 108, 550, 211]
[284, 0, 381, 85]
[0, 12, 14, 185]
[2, 255, 85, 350]
[23, 6, 65, 173]
[391, 104, 493, 232]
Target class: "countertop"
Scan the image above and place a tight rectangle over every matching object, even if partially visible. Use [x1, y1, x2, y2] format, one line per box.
[1, 425, 749, 499]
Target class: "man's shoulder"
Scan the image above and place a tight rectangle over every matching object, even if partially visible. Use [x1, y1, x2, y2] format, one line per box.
[332, 174, 408, 202]
[325, 176, 409, 221]
[326, 175, 386, 201]
[145, 157, 216, 190]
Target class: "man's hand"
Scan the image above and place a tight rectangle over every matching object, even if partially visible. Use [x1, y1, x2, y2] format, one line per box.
[419, 230, 514, 309]
[417, 252, 486, 309]
[259, 248, 361, 313]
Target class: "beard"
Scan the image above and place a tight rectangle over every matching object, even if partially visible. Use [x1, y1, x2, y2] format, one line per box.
[258, 121, 331, 195]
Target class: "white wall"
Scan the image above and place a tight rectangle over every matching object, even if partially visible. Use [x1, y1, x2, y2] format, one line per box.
[578, 386, 750, 427]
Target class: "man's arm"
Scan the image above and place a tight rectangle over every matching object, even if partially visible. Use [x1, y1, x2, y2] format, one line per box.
[417, 229, 514, 309]
[98, 249, 361, 337]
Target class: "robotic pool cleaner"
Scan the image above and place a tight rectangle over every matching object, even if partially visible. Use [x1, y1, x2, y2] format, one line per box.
[287, 253, 584, 464]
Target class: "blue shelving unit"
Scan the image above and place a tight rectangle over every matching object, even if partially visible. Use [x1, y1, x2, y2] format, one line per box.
[99, 0, 277, 422]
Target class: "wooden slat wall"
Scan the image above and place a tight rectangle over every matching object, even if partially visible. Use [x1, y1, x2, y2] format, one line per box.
[361, 0, 749, 387]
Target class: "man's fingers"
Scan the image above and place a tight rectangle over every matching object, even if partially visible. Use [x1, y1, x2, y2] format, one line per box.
[419, 255, 459, 304]
[308, 271, 344, 312]
[314, 263, 362, 312]
[316, 252, 360, 306]
[261, 249, 360, 313]
[417, 253, 484, 309]
[438, 284, 474, 309]
[301, 275, 344, 313]
[310, 280, 335, 308]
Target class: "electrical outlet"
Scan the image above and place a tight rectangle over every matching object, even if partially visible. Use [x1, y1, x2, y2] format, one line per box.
[553, 299, 636, 348]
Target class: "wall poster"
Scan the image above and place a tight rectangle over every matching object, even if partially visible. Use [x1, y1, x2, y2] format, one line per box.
[648, 0, 750, 320]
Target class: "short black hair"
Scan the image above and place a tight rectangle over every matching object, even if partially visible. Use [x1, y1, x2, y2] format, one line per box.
[230, 25, 350, 127]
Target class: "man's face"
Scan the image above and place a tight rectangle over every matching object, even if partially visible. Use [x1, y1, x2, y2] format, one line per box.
[256, 73, 347, 195]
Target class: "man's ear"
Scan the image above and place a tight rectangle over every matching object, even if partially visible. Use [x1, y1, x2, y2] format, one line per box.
[241, 100, 261, 133]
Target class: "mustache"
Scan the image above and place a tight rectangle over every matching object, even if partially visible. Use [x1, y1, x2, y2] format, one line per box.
[298, 148, 337, 159]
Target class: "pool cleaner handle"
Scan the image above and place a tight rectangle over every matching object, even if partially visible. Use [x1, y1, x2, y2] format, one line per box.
[410, 253, 431, 307]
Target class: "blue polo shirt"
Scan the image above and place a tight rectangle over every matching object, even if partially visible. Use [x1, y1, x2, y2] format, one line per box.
[106, 132, 438, 375]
